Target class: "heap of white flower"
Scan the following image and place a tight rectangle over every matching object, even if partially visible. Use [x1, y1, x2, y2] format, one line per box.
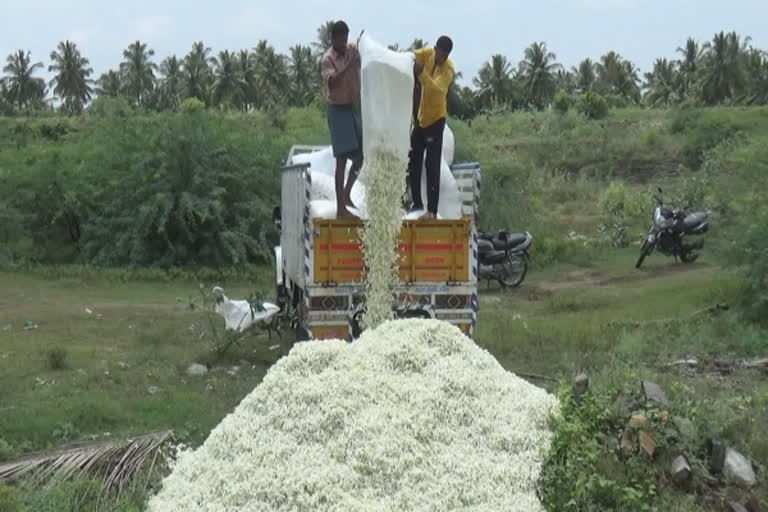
[146, 319, 559, 512]
[357, 148, 407, 330]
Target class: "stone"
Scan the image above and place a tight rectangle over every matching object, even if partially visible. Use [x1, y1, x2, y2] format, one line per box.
[660, 410, 670, 424]
[117, 362, 129, 370]
[573, 373, 589, 400]
[621, 430, 634, 458]
[673, 417, 696, 440]
[639, 430, 657, 458]
[729, 503, 749, 512]
[708, 438, 726, 473]
[670, 455, 691, 486]
[616, 393, 642, 419]
[205, 383, 214, 392]
[642, 381, 669, 408]
[744, 357, 768, 369]
[724, 448, 757, 489]
[147, 386, 161, 395]
[629, 412, 648, 428]
[186, 363, 208, 377]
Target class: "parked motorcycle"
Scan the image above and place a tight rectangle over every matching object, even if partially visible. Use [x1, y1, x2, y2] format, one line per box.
[635, 187, 712, 269]
[477, 230, 533, 288]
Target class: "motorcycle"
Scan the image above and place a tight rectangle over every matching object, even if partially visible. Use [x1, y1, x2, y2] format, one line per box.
[477, 229, 533, 288]
[635, 187, 712, 269]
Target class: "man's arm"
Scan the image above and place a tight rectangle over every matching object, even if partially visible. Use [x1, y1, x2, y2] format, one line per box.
[418, 64, 455, 97]
[413, 47, 429, 65]
[321, 54, 351, 88]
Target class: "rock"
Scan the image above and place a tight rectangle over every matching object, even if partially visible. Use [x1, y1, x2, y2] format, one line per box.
[573, 373, 589, 400]
[117, 362, 129, 370]
[621, 430, 634, 458]
[642, 381, 669, 408]
[147, 386, 161, 395]
[205, 383, 214, 392]
[660, 410, 670, 424]
[745, 357, 768, 369]
[729, 503, 749, 512]
[670, 455, 691, 486]
[616, 393, 642, 419]
[629, 412, 648, 428]
[639, 431, 657, 458]
[186, 363, 208, 377]
[673, 417, 696, 440]
[724, 448, 757, 489]
[708, 438, 726, 473]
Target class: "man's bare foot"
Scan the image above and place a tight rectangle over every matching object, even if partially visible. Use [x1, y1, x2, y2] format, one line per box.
[337, 207, 359, 220]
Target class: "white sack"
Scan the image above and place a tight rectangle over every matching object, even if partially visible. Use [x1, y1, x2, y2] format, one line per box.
[443, 123, 455, 165]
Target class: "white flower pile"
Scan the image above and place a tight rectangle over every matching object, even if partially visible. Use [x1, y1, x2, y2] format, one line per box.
[357, 149, 407, 329]
[146, 319, 559, 512]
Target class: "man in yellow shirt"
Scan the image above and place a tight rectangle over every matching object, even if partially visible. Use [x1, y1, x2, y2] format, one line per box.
[408, 36, 455, 220]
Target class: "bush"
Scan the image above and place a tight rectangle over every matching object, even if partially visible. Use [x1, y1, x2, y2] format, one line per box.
[180, 97, 205, 114]
[0, 438, 16, 460]
[553, 90, 571, 115]
[46, 346, 69, 370]
[0, 483, 23, 512]
[576, 92, 610, 120]
[87, 97, 133, 118]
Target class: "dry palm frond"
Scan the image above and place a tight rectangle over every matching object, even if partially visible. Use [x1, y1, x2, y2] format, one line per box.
[0, 430, 172, 498]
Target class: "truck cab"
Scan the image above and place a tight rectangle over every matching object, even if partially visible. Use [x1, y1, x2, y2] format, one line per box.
[273, 145, 482, 342]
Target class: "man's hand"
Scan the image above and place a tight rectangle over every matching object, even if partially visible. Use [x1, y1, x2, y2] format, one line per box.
[414, 59, 424, 76]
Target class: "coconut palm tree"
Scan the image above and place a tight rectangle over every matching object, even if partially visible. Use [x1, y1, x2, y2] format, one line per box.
[676, 37, 706, 99]
[743, 47, 768, 105]
[574, 58, 597, 93]
[212, 50, 243, 108]
[2, 50, 46, 110]
[289, 45, 315, 107]
[700, 31, 749, 105]
[236, 50, 259, 112]
[254, 40, 289, 108]
[157, 55, 183, 110]
[555, 69, 577, 94]
[313, 20, 335, 55]
[596, 51, 641, 103]
[519, 42, 562, 110]
[120, 40, 157, 107]
[473, 54, 515, 107]
[183, 41, 215, 105]
[644, 58, 679, 107]
[96, 70, 121, 98]
[48, 41, 94, 115]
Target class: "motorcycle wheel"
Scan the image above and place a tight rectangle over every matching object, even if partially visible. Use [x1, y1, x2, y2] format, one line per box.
[635, 241, 652, 269]
[499, 254, 527, 289]
[680, 249, 699, 263]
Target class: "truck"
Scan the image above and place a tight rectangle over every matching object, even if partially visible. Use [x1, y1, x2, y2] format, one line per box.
[273, 144, 482, 342]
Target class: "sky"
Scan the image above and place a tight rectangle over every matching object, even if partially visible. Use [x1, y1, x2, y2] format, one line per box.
[2, 0, 768, 88]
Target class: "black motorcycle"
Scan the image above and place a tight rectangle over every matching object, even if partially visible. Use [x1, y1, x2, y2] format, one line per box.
[478, 230, 532, 288]
[635, 187, 712, 269]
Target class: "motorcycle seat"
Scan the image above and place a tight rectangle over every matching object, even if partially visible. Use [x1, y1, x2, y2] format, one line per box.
[493, 233, 530, 251]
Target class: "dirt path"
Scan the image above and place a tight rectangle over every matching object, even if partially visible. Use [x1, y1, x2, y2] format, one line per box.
[530, 261, 710, 293]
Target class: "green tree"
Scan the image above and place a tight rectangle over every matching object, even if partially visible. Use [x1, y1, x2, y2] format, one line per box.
[313, 20, 335, 55]
[157, 55, 184, 110]
[183, 41, 215, 105]
[596, 51, 640, 104]
[2, 50, 46, 110]
[48, 40, 94, 115]
[700, 31, 749, 104]
[744, 47, 768, 105]
[288, 45, 315, 107]
[676, 37, 706, 100]
[555, 69, 577, 94]
[574, 58, 597, 93]
[96, 70, 121, 97]
[120, 40, 157, 107]
[0, 80, 13, 115]
[212, 50, 243, 108]
[236, 50, 259, 112]
[254, 40, 288, 108]
[644, 58, 679, 107]
[519, 42, 562, 110]
[473, 54, 516, 108]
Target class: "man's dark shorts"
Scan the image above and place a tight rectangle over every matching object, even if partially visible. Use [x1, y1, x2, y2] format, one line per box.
[327, 103, 363, 162]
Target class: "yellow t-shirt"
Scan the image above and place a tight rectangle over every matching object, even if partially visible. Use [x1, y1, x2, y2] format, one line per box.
[413, 47, 455, 128]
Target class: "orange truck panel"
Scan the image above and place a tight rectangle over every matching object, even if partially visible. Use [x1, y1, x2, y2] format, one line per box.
[313, 218, 471, 284]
